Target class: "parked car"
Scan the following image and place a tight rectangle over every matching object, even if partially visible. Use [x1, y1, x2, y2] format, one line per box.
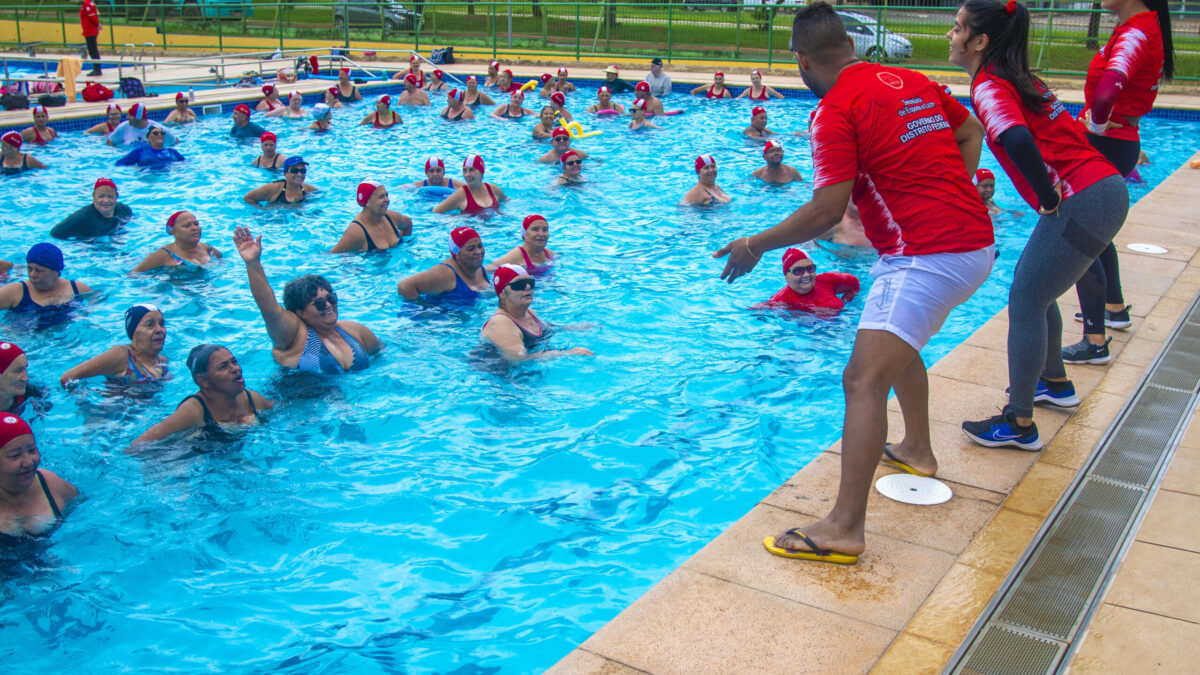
[837, 11, 913, 62]
[132, 0, 253, 20]
[333, 0, 423, 33]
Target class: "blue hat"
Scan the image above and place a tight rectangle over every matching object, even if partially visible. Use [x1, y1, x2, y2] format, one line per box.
[310, 103, 330, 120]
[124, 303, 161, 339]
[283, 155, 307, 171]
[26, 243, 63, 273]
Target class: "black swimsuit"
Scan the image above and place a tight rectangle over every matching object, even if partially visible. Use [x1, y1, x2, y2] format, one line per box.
[255, 154, 284, 169]
[182, 391, 262, 433]
[352, 213, 402, 251]
[337, 85, 359, 104]
[1, 153, 30, 175]
[500, 104, 524, 119]
[271, 181, 305, 204]
[35, 470, 62, 519]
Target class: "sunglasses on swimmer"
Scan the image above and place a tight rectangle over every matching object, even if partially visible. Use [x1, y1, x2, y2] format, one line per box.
[288, 166, 307, 174]
[309, 292, 338, 311]
[789, 264, 817, 276]
[564, 160, 582, 166]
[507, 278, 535, 292]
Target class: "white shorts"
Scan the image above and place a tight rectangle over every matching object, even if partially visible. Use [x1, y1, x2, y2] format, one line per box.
[858, 246, 995, 352]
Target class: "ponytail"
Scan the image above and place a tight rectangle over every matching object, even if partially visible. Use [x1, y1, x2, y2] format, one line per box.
[1144, 0, 1175, 81]
[962, 0, 1050, 113]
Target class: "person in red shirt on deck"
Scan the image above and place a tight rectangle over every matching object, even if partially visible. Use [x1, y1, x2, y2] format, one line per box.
[1067, 0, 1173, 364]
[714, 2, 994, 566]
[80, 0, 102, 76]
[949, 0, 1128, 452]
[763, 248, 858, 317]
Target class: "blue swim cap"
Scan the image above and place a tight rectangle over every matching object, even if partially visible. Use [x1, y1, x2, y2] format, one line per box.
[124, 303, 161, 339]
[25, 243, 63, 273]
[283, 155, 307, 171]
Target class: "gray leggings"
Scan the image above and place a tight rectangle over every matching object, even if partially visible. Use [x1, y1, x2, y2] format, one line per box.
[1007, 174, 1129, 418]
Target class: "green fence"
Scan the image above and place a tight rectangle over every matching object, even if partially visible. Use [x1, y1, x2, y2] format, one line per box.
[3, 2, 1199, 80]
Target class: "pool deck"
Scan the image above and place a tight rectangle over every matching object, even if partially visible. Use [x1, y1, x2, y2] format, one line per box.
[4, 52, 1199, 673]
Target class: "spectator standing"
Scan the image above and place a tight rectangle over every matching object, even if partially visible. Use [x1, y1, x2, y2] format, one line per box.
[80, 0, 102, 76]
[646, 58, 672, 97]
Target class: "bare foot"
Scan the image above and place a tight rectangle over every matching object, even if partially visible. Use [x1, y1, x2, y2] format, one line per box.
[773, 519, 865, 557]
[884, 439, 937, 477]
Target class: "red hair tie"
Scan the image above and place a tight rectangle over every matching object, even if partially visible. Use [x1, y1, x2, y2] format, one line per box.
[1005, 0, 1017, 14]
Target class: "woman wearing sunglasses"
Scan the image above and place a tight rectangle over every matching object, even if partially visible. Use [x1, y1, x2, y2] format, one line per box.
[481, 265, 592, 361]
[551, 150, 586, 186]
[232, 226, 379, 374]
[114, 126, 185, 168]
[243, 156, 317, 206]
[762, 248, 859, 318]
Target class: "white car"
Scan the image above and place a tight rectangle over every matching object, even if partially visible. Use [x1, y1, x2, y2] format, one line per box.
[837, 11, 913, 62]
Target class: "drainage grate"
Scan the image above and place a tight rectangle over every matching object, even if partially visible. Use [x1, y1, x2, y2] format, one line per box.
[948, 290, 1200, 674]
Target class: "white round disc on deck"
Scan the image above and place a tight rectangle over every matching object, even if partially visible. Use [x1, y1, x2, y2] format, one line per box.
[875, 473, 952, 505]
[1127, 243, 1168, 254]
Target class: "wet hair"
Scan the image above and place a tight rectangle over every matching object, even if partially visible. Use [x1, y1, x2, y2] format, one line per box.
[282, 274, 333, 312]
[961, 0, 1049, 113]
[1145, 0, 1175, 81]
[790, 2, 851, 58]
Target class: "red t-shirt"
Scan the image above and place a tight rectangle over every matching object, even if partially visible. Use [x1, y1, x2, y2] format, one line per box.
[764, 273, 860, 317]
[971, 68, 1117, 211]
[811, 62, 993, 257]
[80, 0, 100, 36]
[1083, 11, 1163, 142]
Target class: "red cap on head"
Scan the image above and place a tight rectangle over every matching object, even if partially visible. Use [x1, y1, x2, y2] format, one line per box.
[378, 94, 392, 106]
[410, 54, 419, 63]
[129, 103, 147, 120]
[339, 67, 351, 75]
[234, 104, 251, 117]
[714, 71, 724, 78]
[492, 264, 529, 296]
[433, 69, 444, 79]
[522, 214, 546, 231]
[540, 73, 553, 84]
[502, 69, 513, 77]
[31, 105, 47, 118]
[327, 86, 339, 97]
[93, 177, 118, 196]
[463, 154, 486, 174]
[404, 74, 418, 86]
[1, 131, 22, 149]
[558, 66, 568, 76]
[166, 211, 186, 231]
[550, 91, 565, 106]
[633, 98, 647, 111]
[634, 81, 650, 93]
[0, 341, 25, 374]
[489, 60, 500, 70]
[752, 106, 766, 117]
[356, 180, 382, 207]
[175, 91, 186, 102]
[0, 414, 33, 451]
[511, 90, 524, 102]
[559, 149, 580, 165]
[975, 168, 995, 184]
[551, 126, 570, 138]
[781, 248, 810, 273]
[598, 85, 610, 95]
[752, 69, 762, 78]
[694, 155, 716, 173]
[449, 226, 480, 254]
[262, 84, 275, 95]
[763, 139, 782, 156]
[107, 103, 122, 113]
[467, 75, 477, 84]
[260, 131, 276, 143]
[425, 156, 444, 171]
[448, 88, 464, 102]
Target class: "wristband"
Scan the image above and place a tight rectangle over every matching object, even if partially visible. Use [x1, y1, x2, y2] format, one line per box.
[1087, 118, 1107, 135]
[743, 237, 760, 258]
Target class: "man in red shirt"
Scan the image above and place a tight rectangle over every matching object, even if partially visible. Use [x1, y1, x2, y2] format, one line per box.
[80, 0, 102, 76]
[762, 248, 858, 318]
[714, 1, 994, 565]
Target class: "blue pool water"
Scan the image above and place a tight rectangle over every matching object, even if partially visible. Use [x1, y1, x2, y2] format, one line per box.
[0, 85, 1185, 672]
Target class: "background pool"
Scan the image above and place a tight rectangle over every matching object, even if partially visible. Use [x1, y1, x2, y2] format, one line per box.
[0, 85, 1184, 672]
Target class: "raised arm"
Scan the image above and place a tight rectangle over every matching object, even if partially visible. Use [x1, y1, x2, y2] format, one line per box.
[60, 345, 127, 386]
[232, 226, 304, 349]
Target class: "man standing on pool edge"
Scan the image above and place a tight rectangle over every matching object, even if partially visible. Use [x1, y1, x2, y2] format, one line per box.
[714, 2, 995, 565]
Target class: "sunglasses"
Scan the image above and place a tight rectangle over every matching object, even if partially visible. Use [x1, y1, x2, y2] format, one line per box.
[309, 292, 338, 312]
[507, 278, 535, 292]
[552, 136, 569, 142]
[288, 167, 307, 174]
[564, 160, 582, 166]
[789, 265, 817, 277]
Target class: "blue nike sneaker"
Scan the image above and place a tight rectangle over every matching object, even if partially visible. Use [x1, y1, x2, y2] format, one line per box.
[1034, 379, 1080, 408]
[962, 406, 1043, 451]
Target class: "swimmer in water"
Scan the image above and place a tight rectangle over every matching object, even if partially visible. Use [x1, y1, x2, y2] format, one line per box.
[50, 177, 133, 239]
[532, 106, 558, 138]
[323, 86, 345, 109]
[85, 103, 123, 135]
[743, 106, 775, 138]
[539, 127, 590, 163]
[487, 214, 555, 276]
[163, 92, 198, 124]
[0, 243, 91, 315]
[585, 86, 625, 114]
[266, 90, 306, 118]
[628, 98, 660, 130]
[484, 60, 501, 88]
[974, 168, 1003, 216]
[491, 90, 533, 119]
[335, 67, 362, 102]
[107, 103, 177, 147]
[426, 68, 450, 92]
[244, 156, 317, 205]
[761, 248, 859, 317]
[361, 94, 402, 127]
[256, 84, 284, 112]
[408, 156, 460, 189]
[251, 132, 288, 170]
[440, 89, 475, 121]
[547, 91, 574, 122]
[60, 304, 169, 386]
[735, 69, 785, 100]
[129, 344, 274, 447]
[21, 106, 57, 144]
[0, 342, 39, 416]
[330, 181, 413, 253]
[433, 155, 508, 215]
[463, 76, 495, 106]
[233, 226, 381, 372]
[690, 71, 733, 99]
[309, 103, 333, 132]
[549, 67, 577, 95]
[399, 54, 425, 89]
[495, 69, 521, 94]
[752, 140, 803, 184]
[0, 131, 46, 174]
[115, 126, 185, 167]
[682, 155, 731, 205]
[815, 202, 874, 259]
[397, 75, 431, 106]
[552, 150, 587, 186]
[396, 226, 491, 300]
[132, 211, 222, 272]
[633, 81, 666, 116]
[0, 415, 77, 536]
[230, 104, 267, 139]
[481, 264, 593, 361]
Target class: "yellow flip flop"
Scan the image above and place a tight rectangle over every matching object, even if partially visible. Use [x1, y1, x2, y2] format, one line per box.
[881, 442, 934, 478]
[762, 529, 858, 565]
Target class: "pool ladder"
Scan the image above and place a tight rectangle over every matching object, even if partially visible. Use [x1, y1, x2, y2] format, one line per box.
[117, 42, 158, 81]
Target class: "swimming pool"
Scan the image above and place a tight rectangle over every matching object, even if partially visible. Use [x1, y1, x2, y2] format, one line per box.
[0, 83, 1187, 672]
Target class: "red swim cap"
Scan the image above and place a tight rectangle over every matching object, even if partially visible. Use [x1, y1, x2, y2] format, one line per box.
[752, 106, 766, 117]
[975, 168, 995, 184]
[448, 88, 463, 102]
[632, 98, 647, 111]
[1, 131, 22, 149]
[781, 247, 810, 273]
[378, 94, 392, 106]
[0, 341, 25, 374]
[31, 105, 47, 117]
[449, 226, 480, 254]
[598, 86, 610, 95]
[559, 149, 580, 165]
[752, 69, 762, 78]
[522, 214, 546, 231]
[425, 156, 444, 171]
[558, 66, 569, 77]
[260, 131, 276, 143]
[492, 264, 528, 296]
[463, 154, 485, 174]
[489, 60, 500, 70]
[107, 103, 121, 113]
[763, 139, 782, 156]
[327, 86, 339, 97]
[339, 67, 350, 75]
[175, 91, 186, 102]
[356, 180, 382, 207]
[433, 69, 444, 79]
[714, 71, 724, 78]
[404, 74, 419, 86]
[502, 69, 513, 77]
[551, 127, 569, 138]
[540, 73, 553, 84]
[129, 103, 147, 120]
[410, 54, 419, 63]
[234, 104, 251, 117]
[262, 84, 275, 95]
[694, 155, 716, 173]
[0, 414, 33, 451]
[467, 75, 477, 85]
[634, 81, 650, 93]
[550, 92, 565, 106]
[93, 177, 118, 195]
[166, 211, 187, 232]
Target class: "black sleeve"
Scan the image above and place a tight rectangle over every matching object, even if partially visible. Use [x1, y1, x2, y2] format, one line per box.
[997, 125, 1060, 211]
[50, 204, 118, 239]
[115, 202, 133, 223]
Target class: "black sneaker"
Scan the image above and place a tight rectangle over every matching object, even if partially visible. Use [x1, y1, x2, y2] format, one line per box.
[1062, 337, 1112, 364]
[962, 406, 1043, 451]
[1074, 304, 1132, 330]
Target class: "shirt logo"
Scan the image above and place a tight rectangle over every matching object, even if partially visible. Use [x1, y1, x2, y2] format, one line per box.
[877, 72, 904, 90]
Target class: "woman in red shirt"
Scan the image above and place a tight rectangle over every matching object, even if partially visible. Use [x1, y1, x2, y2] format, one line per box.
[762, 249, 858, 318]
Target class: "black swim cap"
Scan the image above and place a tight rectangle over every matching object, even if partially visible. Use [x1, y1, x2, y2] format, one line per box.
[186, 343, 224, 380]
